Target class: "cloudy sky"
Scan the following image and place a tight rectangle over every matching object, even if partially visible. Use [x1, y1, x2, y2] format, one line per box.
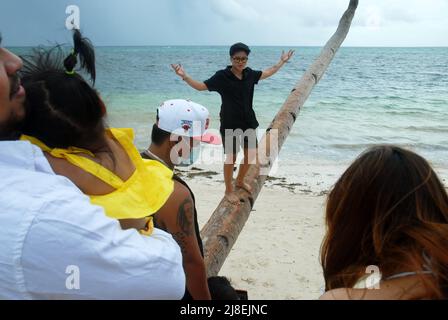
[1, 0, 447, 47]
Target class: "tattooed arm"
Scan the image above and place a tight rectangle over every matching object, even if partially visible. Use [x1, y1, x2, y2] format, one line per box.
[153, 181, 211, 300]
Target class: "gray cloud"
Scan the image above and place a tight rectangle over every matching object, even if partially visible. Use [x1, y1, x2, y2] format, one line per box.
[1, 0, 447, 46]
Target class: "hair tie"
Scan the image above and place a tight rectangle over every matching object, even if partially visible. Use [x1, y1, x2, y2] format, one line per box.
[64, 49, 78, 75]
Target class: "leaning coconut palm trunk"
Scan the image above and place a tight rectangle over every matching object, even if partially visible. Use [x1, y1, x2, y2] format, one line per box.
[201, 0, 359, 277]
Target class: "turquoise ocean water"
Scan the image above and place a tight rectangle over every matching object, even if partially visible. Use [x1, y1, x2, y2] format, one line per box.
[12, 46, 448, 180]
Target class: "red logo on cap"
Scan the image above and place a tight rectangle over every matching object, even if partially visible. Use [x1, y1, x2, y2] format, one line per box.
[181, 120, 193, 132]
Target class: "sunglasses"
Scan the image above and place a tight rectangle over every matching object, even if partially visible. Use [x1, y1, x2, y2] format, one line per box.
[232, 56, 248, 63]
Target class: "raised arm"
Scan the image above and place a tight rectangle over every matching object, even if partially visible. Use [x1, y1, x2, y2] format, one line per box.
[260, 49, 295, 80]
[171, 64, 208, 91]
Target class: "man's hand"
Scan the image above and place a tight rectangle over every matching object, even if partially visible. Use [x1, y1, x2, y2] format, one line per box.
[280, 50, 295, 63]
[171, 63, 186, 79]
[260, 49, 296, 80]
[171, 64, 207, 91]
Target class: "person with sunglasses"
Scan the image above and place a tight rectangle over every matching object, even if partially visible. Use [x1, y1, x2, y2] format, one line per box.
[171, 43, 294, 204]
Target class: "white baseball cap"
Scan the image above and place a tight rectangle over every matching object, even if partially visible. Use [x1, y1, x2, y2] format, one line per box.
[156, 99, 222, 145]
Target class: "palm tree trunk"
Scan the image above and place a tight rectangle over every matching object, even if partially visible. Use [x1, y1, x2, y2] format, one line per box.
[201, 0, 359, 277]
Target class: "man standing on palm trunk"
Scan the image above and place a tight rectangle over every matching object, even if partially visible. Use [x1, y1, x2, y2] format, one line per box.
[172, 43, 294, 204]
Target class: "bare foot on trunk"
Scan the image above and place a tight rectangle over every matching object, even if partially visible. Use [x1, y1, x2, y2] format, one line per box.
[236, 181, 253, 194]
[225, 192, 241, 205]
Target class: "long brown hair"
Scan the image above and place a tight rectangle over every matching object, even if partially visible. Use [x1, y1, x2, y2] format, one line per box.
[321, 145, 448, 298]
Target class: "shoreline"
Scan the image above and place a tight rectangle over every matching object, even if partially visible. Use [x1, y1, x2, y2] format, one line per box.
[177, 161, 448, 196]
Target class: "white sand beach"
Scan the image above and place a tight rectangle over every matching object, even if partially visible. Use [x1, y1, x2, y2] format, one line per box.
[182, 164, 448, 300]
[184, 171, 329, 300]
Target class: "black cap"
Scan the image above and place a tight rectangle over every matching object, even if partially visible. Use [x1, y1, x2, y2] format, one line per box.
[229, 42, 251, 56]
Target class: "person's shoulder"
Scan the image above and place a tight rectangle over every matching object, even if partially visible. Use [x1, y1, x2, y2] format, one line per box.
[157, 179, 193, 215]
[246, 67, 262, 75]
[320, 287, 380, 300]
[4, 169, 111, 242]
[213, 68, 228, 77]
[0, 144, 86, 214]
[172, 180, 193, 203]
[319, 288, 353, 300]
[37, 182, 104, 222]
[109, 127, 135, 142]
[319, 287, 399, 300]
[221, 66, 231, 72]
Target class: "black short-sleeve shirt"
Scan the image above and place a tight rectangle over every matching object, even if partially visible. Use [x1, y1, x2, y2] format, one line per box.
[204, 66, 262, 130]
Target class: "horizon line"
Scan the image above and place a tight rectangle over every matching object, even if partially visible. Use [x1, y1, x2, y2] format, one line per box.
[6, 44, 448, 49]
